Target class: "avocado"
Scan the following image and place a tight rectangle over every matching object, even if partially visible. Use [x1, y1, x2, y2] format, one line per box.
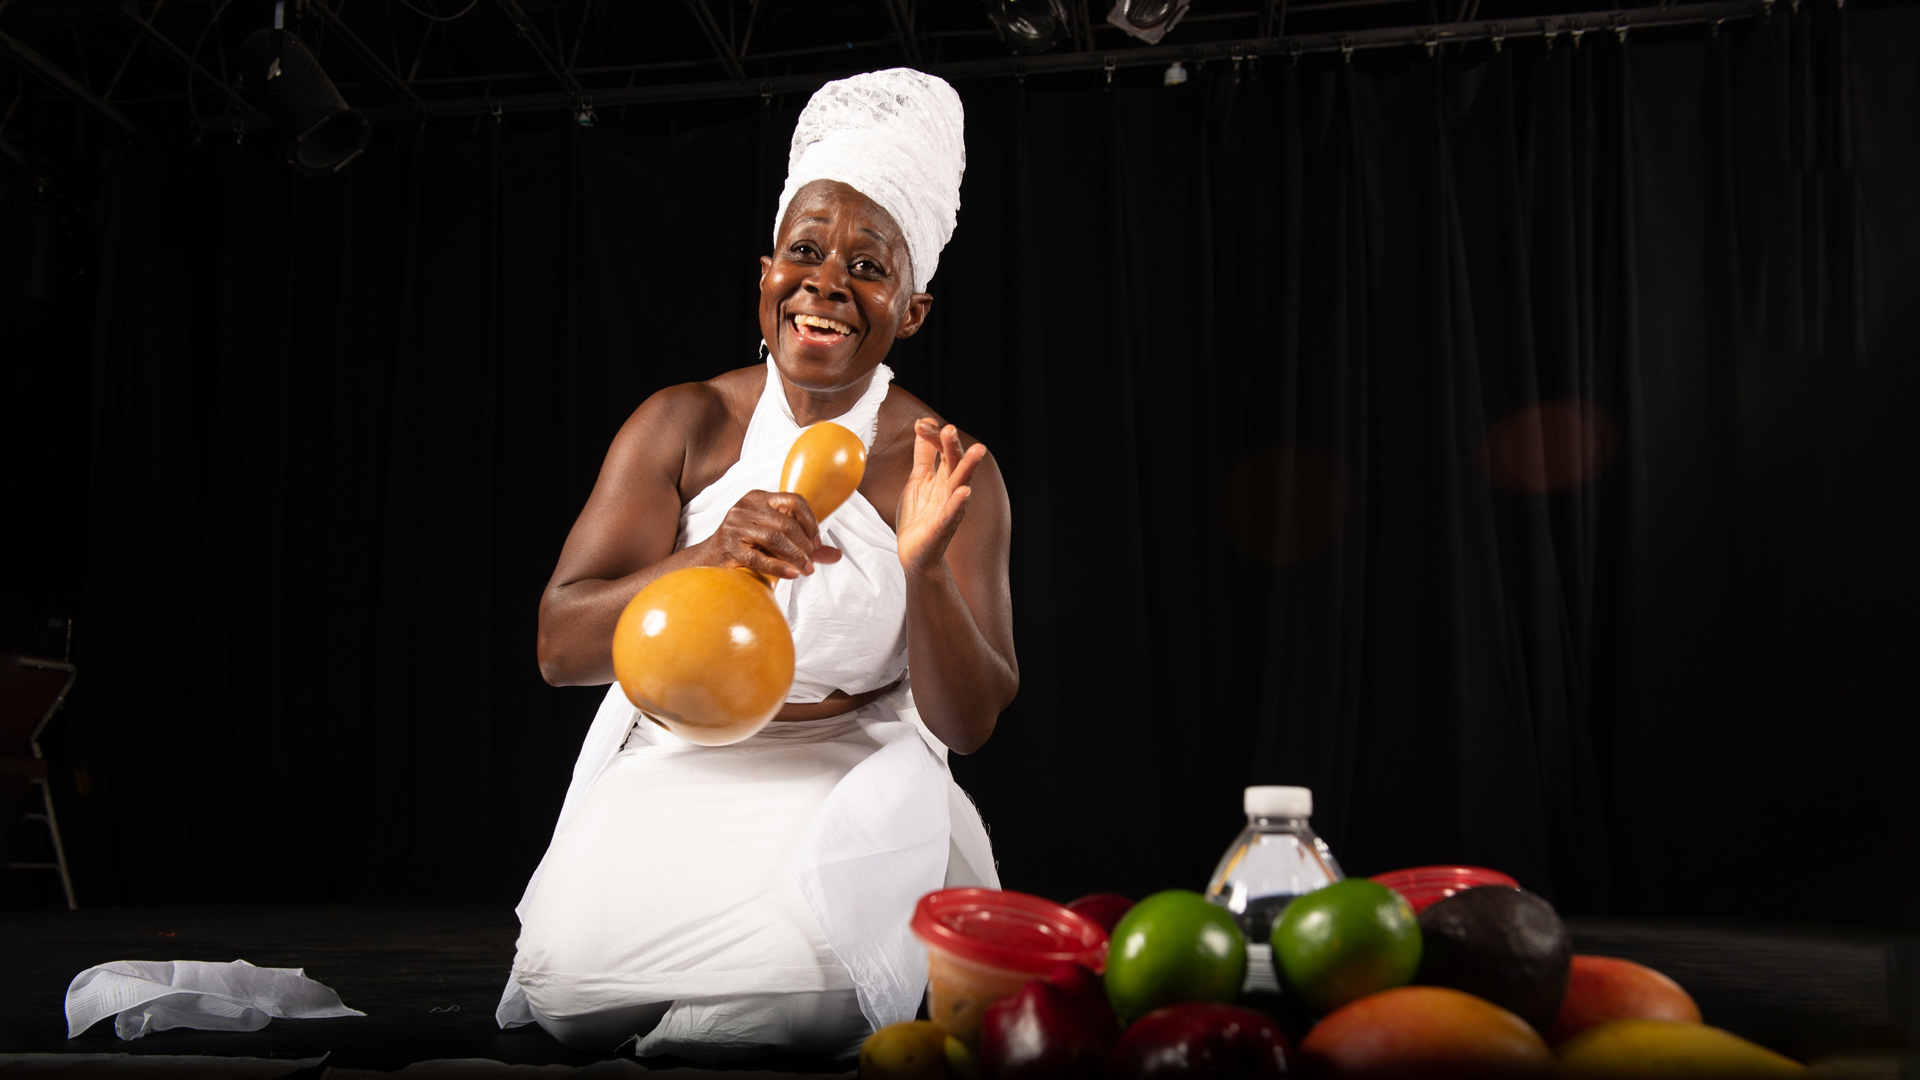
[1413, 886, 1572, 1033]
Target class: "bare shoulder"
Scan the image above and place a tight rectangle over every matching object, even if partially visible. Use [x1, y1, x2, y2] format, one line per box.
[866, 383, 1008, 527]
[608, 365, 762, 499]
[876, 383, 999, 460]
[629, 366, 759, 431]
[874, 383, 967, 457]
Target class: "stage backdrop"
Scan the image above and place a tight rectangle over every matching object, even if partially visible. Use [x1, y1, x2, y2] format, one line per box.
[52, 3, 1919, 926]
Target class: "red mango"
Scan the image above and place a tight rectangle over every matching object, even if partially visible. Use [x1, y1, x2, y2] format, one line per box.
[1106, 1002, 1291, 1078]
[1066, 893, 1136, 933]
[979, 963, 1120, 1080]
[1548, 955, 1702, 1045]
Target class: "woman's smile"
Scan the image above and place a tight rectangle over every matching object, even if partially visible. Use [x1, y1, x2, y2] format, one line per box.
[788, 311, 859, 349]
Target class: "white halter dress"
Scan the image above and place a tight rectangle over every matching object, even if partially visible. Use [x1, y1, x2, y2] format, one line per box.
[499, 358, 999, 1059]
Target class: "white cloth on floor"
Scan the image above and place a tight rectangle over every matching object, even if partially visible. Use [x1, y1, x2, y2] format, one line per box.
[499, 358, 998, 1048]
[64, 959, 363, 1040]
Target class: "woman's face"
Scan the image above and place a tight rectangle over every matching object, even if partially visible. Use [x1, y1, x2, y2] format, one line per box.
[759, 180, 931, 399]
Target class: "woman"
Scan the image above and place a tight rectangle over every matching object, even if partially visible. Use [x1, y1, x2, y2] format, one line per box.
[496, 70, 1015, 1061]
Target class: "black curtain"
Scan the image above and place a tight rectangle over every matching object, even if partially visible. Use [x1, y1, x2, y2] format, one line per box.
[53, 3, 1918, 926]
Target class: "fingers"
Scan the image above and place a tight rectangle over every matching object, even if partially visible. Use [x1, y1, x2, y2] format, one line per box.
[735, 521, 814, 579]
[914, 418, 986, 483]
[897, 420, 993, 573]
[717, 490, 826, 579]
[764, 490, 822, 534]
[910, 418, 941, 480]
[898, 484, 974, 574]
[940, 423, 965, 470]
[947, 441, 987, 490]
[940, 485, 974, 531]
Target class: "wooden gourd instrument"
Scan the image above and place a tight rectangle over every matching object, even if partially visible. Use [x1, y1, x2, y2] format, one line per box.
[610, 421, 868, 746]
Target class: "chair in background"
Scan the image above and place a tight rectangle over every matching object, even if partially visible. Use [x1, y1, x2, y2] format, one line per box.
[2, 654, 78, 909]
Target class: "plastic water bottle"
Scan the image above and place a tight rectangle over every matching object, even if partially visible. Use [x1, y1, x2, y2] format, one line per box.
[1204, 785, 1344, 993]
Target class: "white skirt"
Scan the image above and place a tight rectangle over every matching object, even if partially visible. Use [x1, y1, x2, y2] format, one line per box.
[503, 690, 998, 1055]
[515, 715, 869, 1009]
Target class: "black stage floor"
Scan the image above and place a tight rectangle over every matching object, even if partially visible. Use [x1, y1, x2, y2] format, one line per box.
[2, 904, 1917, 1077]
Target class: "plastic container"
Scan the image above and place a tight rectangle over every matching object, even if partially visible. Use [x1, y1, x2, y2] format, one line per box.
[1203, 785, 1344, 992]
[1370, 865, 1519, 913]
[911, 887, 1109, 1042]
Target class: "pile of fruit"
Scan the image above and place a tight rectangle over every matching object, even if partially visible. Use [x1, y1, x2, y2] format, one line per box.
[864, 879, 1808, 1078]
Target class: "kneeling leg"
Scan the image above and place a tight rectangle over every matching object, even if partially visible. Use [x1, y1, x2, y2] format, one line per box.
[532, 999, 671, 1053]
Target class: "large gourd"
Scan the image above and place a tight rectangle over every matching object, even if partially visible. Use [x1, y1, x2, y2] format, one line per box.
[611, 422, 867, 746]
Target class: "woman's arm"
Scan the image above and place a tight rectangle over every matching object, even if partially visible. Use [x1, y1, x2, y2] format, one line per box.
[536, 384, 837, 686]
[895, 419, 1018, 754]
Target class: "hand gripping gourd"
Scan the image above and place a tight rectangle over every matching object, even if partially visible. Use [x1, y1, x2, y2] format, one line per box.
[610, 422, 867, 746]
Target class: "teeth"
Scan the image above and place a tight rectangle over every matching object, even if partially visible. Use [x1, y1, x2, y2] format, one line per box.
[794, 314, 854, 335]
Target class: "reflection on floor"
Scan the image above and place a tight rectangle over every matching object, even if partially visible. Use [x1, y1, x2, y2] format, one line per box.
[1, 904, 1915, 1076]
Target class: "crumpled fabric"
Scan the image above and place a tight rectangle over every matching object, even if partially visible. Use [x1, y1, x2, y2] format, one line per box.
[65, 959, 364, 1040]
[774, 68, 965, 292]
[784, 710, 965, 1031]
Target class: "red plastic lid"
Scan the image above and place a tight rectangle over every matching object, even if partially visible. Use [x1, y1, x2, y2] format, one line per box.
[911, 888, 1110, 976]
[1370, 866, 1520, 914]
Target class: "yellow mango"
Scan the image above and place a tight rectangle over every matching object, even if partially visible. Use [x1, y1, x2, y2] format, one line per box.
[1558, 1018, 1804, 1078]
[860, 1019, 951, 1080]
[943, 1033, 981, 1080]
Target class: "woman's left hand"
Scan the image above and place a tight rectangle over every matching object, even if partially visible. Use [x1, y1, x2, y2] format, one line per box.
[896, 418, 988, 575]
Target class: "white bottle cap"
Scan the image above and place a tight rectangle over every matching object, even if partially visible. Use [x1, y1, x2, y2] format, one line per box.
[1245, 786, 1313, 817]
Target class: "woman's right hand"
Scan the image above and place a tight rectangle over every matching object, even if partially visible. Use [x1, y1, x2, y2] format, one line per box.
[701, 490, 843, 581]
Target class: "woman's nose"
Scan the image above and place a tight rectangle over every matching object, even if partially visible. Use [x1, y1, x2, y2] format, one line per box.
[803, 256, 851, 301]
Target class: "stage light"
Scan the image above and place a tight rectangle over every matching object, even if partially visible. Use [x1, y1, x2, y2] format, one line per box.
[237, 2, 369, 174]
[983, 0, 1069, 55]
[1106, 0, 1190, 44]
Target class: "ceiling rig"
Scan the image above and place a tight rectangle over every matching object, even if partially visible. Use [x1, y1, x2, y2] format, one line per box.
[177, 0, 1769, 133]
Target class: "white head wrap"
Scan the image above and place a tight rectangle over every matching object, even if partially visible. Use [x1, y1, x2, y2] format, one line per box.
[773, 68, 966, 293]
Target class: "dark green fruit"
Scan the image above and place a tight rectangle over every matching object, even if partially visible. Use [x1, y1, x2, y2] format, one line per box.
[1414, 886, 1571, 1034]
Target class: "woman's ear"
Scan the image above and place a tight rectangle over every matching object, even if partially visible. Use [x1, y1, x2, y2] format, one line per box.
[759, 254, 773, 287]
[895, 292, 934, 340]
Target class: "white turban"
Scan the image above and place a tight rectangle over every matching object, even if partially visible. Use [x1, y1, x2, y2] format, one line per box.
[773, 68, 966, 293]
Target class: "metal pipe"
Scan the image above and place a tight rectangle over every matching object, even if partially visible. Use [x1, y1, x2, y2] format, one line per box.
[196, 0, 1762, 129]
[1286, 0, 1441, 13]
[0, 29, 142, 135]
[312, 0, 424, 109]
[103, 0, 163, 104]
[328, 34, 893, 92]
[0, 133, 39, 172]
[494, 0, 585, 97]
[882, 0, 923, 67]
[568, 0, 594, 69]
[737, 0, 762, 60]
[681, 0, 748, 81]
[119, 3, 267, 119]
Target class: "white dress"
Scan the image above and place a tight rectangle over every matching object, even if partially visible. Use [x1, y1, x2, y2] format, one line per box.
[498, 358, 1000, 1059]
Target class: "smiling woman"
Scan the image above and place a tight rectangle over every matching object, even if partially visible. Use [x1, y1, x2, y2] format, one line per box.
[497, 69, 1017, 1063]
[759, 179, 933, 414]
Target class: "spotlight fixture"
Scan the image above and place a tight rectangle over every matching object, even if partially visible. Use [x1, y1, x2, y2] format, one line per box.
[238, 1, 370, 174]
[983, 0, 1070, 55]
[1106, 0, 1190, 44]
